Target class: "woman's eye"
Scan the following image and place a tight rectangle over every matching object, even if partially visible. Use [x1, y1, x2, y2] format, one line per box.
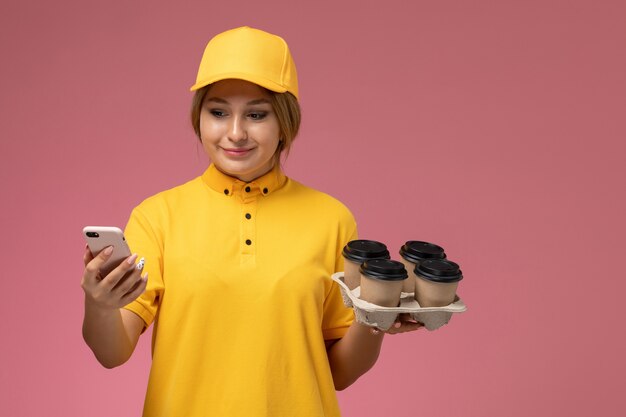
[248, 112, 267, 120]
[209, 109, 226, 118]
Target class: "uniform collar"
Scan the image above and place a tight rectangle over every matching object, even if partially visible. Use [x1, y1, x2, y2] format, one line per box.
[201, 163, 287, 197]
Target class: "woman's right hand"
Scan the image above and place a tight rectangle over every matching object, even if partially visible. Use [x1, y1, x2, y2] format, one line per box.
[81, 245, 148, 311]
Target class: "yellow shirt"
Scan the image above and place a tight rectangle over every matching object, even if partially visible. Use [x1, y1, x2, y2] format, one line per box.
[123, 164, 357, 417]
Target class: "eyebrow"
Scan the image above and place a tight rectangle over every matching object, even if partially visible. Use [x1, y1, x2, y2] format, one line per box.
[205, 97, 271, 105]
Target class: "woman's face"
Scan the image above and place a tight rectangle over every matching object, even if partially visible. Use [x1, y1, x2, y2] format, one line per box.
[200, 79, 281, 182]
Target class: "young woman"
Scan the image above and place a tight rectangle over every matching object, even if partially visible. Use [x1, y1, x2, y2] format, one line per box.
[81, 26, 421, 417]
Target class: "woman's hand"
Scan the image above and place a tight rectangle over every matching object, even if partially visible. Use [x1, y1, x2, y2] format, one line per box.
[326, 315, 424, 390]
[81, 245, 148, 311]
[81, 245, 147, 368]
[371, 313, 424, 335]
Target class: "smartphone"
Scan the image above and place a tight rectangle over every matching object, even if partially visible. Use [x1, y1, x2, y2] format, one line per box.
[83, 226, 132, 277]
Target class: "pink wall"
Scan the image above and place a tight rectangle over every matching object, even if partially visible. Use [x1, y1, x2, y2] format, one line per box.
[1, 0, 624, 416]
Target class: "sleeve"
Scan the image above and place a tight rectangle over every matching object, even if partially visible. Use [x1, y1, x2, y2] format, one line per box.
[322, 207, 358, 340]
[121, 204, 165, 330]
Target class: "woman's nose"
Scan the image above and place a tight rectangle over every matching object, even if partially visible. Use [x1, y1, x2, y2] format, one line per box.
[227, 115, 247, 142]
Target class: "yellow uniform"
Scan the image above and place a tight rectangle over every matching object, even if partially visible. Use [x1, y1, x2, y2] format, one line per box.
[123, 164, 357, 417]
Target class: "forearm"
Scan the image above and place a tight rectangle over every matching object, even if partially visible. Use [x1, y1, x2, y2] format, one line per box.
[82, 301, 135, 368]
[327, 321, 384, 390]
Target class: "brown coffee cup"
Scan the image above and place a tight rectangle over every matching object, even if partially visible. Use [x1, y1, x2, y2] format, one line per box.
[399, 241, 446, 293]
[414, 259, 463, 307]
[359, 259, 407, 307]
[342, 240, 390, 290]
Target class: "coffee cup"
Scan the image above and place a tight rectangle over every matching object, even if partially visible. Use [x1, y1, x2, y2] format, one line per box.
[359, 259, 407, 307]
[414, 259, 463, 307]
[342, 240, 390, 290]
[399, 241, 446, 293]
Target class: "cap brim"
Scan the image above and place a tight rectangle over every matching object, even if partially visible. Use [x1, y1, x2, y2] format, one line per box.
[189, 72, 290, 95]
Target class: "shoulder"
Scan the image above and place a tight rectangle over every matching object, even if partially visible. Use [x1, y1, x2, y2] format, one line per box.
[130, 176, 205, 216]
[282, 177, 356, 225]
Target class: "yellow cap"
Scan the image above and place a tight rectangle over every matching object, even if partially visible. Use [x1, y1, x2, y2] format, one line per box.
[190, 26, 299, 99]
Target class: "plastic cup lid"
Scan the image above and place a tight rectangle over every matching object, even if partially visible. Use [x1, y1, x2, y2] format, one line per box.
[399, 241, 446, 263]
[360, 259, 408, 281]
[415, 259, 463, 283]
[342, 239, 390, 262]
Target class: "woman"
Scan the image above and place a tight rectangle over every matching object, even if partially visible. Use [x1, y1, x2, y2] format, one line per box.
[81, 26, 421, 417]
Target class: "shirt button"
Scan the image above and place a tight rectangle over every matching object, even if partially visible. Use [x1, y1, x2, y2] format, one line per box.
[245, 213, 251, 219]
[262, 187, 268, 194]
[245, 186, 251, 192]
[245, 239, 252, 245]
[223, 189, 229, 195]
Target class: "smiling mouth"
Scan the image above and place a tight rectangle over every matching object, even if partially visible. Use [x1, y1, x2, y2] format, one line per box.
[222, 147, 255, 157]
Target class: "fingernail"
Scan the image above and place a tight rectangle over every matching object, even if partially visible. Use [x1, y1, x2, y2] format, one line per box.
[136, 257, 145, 270]
[104, 246, 114, 255]
[143, 272, 148, 281]
[127, 253, 138, 265]
[394, 322, 401, 328]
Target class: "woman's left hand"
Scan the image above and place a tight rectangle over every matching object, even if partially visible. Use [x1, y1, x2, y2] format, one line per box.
[371, 314, 424, 335]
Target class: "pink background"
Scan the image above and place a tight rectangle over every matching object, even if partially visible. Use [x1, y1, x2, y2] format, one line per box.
[1, 0, 624, 416]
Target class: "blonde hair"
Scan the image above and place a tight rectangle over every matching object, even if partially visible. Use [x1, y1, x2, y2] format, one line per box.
[190, 85, 301, 155]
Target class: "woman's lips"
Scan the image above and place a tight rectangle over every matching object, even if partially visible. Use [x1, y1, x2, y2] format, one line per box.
[222, 147, 254, 157]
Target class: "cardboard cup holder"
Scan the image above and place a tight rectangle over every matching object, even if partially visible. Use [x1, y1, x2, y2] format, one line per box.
[332, 272, 467, 331]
